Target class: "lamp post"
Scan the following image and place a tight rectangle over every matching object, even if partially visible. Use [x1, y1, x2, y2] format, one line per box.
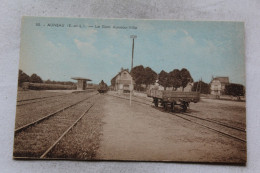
[130, 35, 137, 70]
[130, 35, 137, 106]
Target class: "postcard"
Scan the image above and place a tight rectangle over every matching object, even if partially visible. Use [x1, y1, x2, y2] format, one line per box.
[14, 17, 246, 164]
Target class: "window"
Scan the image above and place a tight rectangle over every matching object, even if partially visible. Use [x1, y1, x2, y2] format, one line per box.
[122, 72, 127, 78]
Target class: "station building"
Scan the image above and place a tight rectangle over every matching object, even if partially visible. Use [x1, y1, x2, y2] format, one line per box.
[112, 68, 134, 93]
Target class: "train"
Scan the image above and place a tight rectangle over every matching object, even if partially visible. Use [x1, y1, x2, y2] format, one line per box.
[97, 80, 109, 93]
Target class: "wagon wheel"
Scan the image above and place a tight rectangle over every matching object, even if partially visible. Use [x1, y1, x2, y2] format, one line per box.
[153, 98, 158, 107]
[160, 101, 164, 106]
[182, 105, 187, 112]
[163, 102, 168, 111]
[170, 102, 174, 112]
[182, 102, 187, 112]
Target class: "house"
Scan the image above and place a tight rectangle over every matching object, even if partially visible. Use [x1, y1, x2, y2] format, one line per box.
[210, 77, 229, 96]
[148, 80, 164, 91]
[149, 81, 193, 92]
[112, 68, 134, 93]
[176, 82, 193, 92]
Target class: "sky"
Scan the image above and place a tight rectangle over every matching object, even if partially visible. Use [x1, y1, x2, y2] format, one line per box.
[20, 17, 245, 85]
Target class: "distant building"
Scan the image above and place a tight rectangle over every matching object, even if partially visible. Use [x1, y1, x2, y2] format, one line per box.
[176, 82, 193, 92]
[149, 81, 193, 92]
[113, 68, 134, 93]
[148, 80, 164, 90]
[210, 77, 229, 96]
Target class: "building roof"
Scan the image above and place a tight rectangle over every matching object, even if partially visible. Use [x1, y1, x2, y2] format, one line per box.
[112, 69, 131, 79]
[71, 77, 92, 81]
[111, 68, 135, 85]
[119, 69, 130, 75]
[212, 77, 229, 84]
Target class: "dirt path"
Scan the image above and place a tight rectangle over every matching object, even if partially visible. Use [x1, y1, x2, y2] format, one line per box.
[96, 95, 246, 163]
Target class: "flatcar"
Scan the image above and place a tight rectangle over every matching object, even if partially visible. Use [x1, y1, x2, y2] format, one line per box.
[147, 89, 200, 112]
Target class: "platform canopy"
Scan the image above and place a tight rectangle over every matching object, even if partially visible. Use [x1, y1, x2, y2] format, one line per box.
[71, 77, 92, 90]
[71, 77, 92, 81]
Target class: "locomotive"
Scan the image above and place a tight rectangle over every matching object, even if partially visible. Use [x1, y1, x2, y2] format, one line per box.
[97, 80, 108, 93]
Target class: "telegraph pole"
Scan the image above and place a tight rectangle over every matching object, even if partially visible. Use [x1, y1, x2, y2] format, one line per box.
[130, 35, 137, 106]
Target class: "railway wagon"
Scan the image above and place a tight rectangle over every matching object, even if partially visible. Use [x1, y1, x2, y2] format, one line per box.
[147, 89, 200, 111]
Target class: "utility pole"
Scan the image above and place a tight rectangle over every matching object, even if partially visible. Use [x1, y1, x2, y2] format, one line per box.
[130, 35, 137, 69]
[130, 35, 137, 106]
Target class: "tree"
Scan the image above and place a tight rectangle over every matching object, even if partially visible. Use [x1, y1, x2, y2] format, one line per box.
[143, 67, 157, 87]
[130, 65, 146, 90]
[30, 73, 43, 83]
[192, 81, 210, 94]
[45, 79, 53, 84]
[224, 83, 245, 99]
[129, 66, 157, 91]
[18, 69, 30, 87]
[168, 69, 182, 90]
[158, 70, 170, 90]
[180, 68, 193, 91]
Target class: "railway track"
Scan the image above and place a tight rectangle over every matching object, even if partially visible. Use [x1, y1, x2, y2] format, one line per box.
[169, 112, 246, 143]
[13, 94, 99, 159]
[181, 112, 246, 132]
[17, 93, 67, 102]
[15, 93, 98, 133]
[107, 93, 246, 143]
[15, 92, 98, 128]
[39, 104, 94, 159]
[16, 90, 96, 106]
[16, 93, 69, 106]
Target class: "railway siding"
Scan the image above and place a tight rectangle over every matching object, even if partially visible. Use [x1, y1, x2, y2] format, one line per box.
[110, 91, 245, 132]
[96, 94, 246, 163]
[170, 112, 246, 143]
[106, 92, 246, 144]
